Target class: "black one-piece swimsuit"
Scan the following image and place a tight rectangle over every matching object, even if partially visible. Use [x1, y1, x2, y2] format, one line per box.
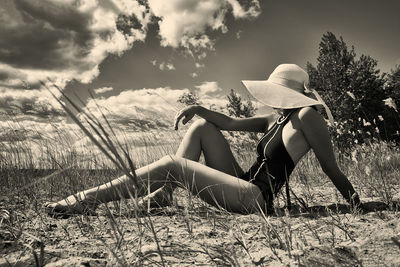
[240, 110, 296, 211]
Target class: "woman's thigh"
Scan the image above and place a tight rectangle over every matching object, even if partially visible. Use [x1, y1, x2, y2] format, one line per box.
[168, 155, 265, 213]
[176, 119, 244, 177]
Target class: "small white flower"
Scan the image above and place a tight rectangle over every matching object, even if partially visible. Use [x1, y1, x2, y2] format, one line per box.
[383, 97, 398, 112]
[365, 166, 371, 176]
[351, 150, 358, 163]
[378, 115, 384, 121]
[363, 119, 371, 126]
[346, 91, 356, 100]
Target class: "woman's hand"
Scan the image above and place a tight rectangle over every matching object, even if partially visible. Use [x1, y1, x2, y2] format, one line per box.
[174, 105, 199, 130]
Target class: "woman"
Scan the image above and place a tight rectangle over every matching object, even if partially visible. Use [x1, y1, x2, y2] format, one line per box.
[45, 64, 360, 216]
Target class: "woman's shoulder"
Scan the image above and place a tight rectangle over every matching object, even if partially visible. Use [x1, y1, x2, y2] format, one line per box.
[293, 106, 326, 127]
[297, 106, 319, 116]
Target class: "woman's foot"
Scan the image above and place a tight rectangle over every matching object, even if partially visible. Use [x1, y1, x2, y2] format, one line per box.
[137, 186, 173, 210]
[44, 194, 99, 218]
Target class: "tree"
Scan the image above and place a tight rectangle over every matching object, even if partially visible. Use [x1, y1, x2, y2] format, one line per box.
[226, 89, 256, 118]
[382, 65, 400, 141]
[307, 32, 393, 148]
[385, 65, 400, 110]
[224, 89, 259, 148]
[177, 92, 201, 106]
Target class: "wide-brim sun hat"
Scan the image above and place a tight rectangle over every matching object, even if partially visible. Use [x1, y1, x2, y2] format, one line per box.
[241, 64, 334, 124]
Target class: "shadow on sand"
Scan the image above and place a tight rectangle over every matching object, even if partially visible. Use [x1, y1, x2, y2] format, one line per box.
[279, 200, 400, 218]
[114, 200, 400, 218]
[46, 200, 399, 219]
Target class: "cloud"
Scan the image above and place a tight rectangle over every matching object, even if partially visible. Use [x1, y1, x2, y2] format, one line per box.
[0, 0, 261, 93]
[82, 84, 229, 131]
[148, 0, 261, 58]
[0, 88, 65, 119]
[150, 60, 176, 71]
[195, 81, 222, 96]
[94, 87, 114, 94]
[0, 0, 150, 90]
[0, 0, 261, 92]
[195, 63, 205, 69]
[84, 87, 189, 131]
[0, 0, 262, 139]
[236, 30, 243, 39]
[159, 62, 176, 71]
[194, 81, 227, 109]
[226, 0, 261, 18]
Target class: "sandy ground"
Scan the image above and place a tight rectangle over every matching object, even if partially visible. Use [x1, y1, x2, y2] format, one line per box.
[1, 186, 400, 266]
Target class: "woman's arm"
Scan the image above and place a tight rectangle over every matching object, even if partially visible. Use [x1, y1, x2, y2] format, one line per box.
[298, 107, 360, 206]
[174, 105, 272, 132]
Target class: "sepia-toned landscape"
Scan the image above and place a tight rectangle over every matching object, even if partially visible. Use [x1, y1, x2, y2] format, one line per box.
[1, 0, 400, 266]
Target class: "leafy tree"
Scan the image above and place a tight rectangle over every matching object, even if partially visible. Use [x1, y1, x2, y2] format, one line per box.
[385, 65, 400, 110]
[177, 92, 201, 106]
[381, 65, 400, 140]
[225, 89, 259, 145]
[307, 32, 394, 148]
[226, 89, 256, 118]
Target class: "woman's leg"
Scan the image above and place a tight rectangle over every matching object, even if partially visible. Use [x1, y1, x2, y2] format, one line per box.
[45, 155, 176, 214]
[176, 119, 244, 176]
[91, 155, 264, 213]
[46, 119, 249, 214]
[166, 155, 264, 213]
[150, 119, 245, 204]
[46, 155, 264, 214]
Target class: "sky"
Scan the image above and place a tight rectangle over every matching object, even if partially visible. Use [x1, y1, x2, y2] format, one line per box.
[0, 0, 399, 158]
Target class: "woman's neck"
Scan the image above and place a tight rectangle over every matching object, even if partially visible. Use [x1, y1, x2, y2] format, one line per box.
[275, 108, 291, 117]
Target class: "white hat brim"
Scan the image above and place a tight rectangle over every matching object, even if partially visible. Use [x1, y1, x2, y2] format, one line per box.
[241, 80, 322, 109]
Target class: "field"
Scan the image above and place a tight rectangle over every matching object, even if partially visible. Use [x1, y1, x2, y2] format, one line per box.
[1, 126, 400, 266]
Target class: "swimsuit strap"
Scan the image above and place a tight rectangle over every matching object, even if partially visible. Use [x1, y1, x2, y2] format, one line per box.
[276, 109, 297, 125]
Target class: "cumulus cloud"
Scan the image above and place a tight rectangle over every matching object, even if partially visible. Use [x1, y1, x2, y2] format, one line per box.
[236, 30, 243, 39]
[0, 0, 261, 92]
[0, 0, 150, 90]
[226, 0, 261, 18]
[194, 81, 227, 109]
[150, 60, 176, 71]
[148, 0, 260, 58]
[0, 0, 262, 147]
[81, 83, 229, 131]
[195, 63, 205, 69]
[0, 88, 65, 119]
[94, 87, 114, 94]
[159, 62, 176, 71]
[195, 81, 222, 96]
[84, 87, 189, 131]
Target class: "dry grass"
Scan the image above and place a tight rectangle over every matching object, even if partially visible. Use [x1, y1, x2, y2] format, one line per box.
[1, 102, 400, 266]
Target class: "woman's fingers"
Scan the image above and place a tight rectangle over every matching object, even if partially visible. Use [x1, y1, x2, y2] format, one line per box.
[174, 106, 196, 130]
[182, 116, 190, 125]
[174, 111, 184, 130]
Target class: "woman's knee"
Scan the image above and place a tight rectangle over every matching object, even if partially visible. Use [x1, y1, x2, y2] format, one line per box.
[159, 155, 176, 168]
[159, 155, 184, 172]
[190, 119, 219, 135]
